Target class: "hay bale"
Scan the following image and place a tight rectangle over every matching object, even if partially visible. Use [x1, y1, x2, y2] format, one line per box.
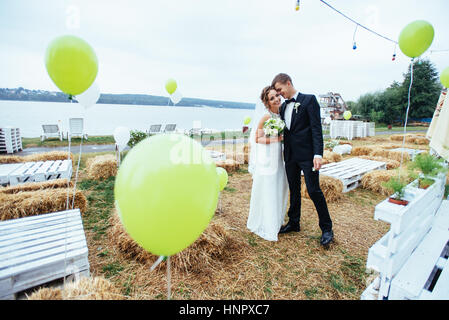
[413, 137, 429, 145]
[387, 150, 410, 162]
[370, 148, 390, 158]
[25, 151, 74, 164]
[301, 175, 343, 203]
[361, 170, 396, 195]
[358, 156, 400, 170]
[0, 188, 87, 221]
[323, 150, 342, 163]
[0, 179, 73, 194]
[351, 146, 377, 156]
[86, 154, 117, 180]
[0, 156, 23, 164]
[360, 170, 412, 195]
[215, 159, 240, 172]
[27, 277, 124, 300]
[226, 152, 247, 164]
[108, 212, 233, 273]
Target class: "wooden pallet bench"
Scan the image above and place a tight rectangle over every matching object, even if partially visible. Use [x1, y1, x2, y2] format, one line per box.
[0, 209, 89, 300]
[0, 160, 72, 186]
[318, 157, 386, 192]
[361, 172, 447, 300]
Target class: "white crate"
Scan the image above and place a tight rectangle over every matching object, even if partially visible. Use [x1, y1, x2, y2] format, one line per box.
[329, 121, 373, 140]
[0, 209, 90, 300]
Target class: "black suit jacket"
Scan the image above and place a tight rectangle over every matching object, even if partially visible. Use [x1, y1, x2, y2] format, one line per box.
[280, 92, 324, 162]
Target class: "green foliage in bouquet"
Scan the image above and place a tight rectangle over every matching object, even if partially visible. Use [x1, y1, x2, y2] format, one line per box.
[263, 117, 285, 137]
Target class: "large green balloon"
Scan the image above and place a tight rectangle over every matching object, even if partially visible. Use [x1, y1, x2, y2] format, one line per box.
[216, 167, 228, 191]
[165, 79, 177, 95]
[45, 35, 98, 96]
[440, 67, 449, 88]
[114, 134, 219, 256]
[398, 20, 434, 58]
[243, 116, 251, 125]
[343, 110, 352, 120]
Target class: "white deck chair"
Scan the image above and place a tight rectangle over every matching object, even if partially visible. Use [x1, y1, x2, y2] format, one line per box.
[188, 121, 206, 136]
[163, 124, 177, 133]
[41, 124, 63, 141]
[68, 118, 88, 141]
[148, 124, 162, 135]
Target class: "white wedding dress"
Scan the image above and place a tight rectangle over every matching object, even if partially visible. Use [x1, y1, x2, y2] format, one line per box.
[247, 109, 289, 241]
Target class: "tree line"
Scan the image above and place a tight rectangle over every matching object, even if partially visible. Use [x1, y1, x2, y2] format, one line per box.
[348, 59, 443, 124]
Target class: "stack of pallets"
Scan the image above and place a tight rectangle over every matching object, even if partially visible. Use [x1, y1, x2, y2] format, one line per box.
[0, 127, 22, 154]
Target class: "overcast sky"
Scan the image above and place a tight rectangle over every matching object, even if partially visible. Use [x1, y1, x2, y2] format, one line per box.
[1, 0, 448, 104]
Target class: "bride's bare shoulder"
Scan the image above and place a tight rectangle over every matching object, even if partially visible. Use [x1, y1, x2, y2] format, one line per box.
[258, 114, 271, 127]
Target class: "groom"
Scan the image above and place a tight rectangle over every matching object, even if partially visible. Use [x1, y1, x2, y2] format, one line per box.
[272, 73, 334, 247]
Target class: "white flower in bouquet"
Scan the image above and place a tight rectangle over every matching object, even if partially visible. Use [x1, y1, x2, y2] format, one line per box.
[263, 117, 285, 137]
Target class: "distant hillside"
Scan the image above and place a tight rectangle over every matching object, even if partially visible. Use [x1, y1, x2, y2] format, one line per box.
[0, 87, 255, 110]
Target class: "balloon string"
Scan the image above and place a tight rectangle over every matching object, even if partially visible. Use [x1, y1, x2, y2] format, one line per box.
[71, 135, 83, 209]
[167, 256, 171, 300]
[398, 58, 414, 180]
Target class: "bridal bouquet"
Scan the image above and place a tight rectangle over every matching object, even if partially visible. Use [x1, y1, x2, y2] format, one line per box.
[263, 117, 285, 137]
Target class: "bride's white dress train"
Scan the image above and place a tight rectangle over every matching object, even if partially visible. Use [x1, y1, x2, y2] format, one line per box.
[247, 132, 289, 241]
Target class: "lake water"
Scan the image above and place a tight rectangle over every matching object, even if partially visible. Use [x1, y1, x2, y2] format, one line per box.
[0, 100, 254, 138]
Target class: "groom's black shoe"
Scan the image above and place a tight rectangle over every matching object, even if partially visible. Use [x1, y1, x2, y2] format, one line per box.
[279, 222, 300, 234]
[320, 230, 334, 246]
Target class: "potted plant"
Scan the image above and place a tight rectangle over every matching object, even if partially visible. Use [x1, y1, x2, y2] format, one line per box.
[408, 153, 446, 189]
[383, 175, 409, 206]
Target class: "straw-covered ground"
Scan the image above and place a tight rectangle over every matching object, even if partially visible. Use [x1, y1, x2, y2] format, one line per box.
[2, 132, 440, 300]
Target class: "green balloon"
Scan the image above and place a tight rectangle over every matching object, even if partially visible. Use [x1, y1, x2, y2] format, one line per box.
[398, 20, 434, 58]
[45, 35, 98, 96]
[343, 110, 352, 120]
[440, 67, 449, 88]
[165, 79, 177, 95]
[114, 134, 219, 256]
[216, 167, 228, 191]
[243, 116, 251, 125]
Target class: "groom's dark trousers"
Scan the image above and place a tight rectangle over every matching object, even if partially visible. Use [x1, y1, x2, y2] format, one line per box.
[281, 92, 333, 233]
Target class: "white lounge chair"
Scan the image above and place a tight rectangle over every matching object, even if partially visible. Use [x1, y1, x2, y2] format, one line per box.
[41, 124, 63, 141]
[163, 124, 177, 133]
[68, 118, 88, 141]
[148, 124, 162, 135]
[188, 121, 206, 136]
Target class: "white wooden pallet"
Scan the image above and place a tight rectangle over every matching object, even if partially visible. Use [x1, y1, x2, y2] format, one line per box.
[318, 157, 386, 192]
[389, 200, 449, 300]
[362, 173, 446, 300]
[0, 209, 89, 300]
[0, 160, 72, 186]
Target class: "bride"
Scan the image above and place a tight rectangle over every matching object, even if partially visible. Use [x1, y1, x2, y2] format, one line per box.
[247, 86, 289, 241]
